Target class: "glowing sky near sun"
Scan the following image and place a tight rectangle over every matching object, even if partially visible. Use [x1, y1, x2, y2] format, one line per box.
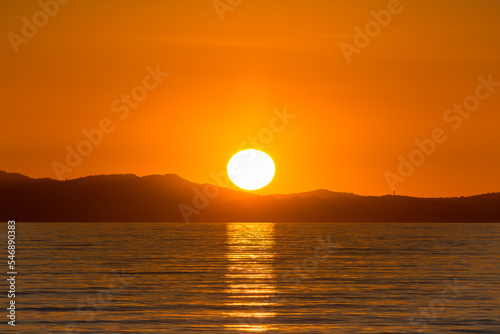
[1, 0, 500, 197]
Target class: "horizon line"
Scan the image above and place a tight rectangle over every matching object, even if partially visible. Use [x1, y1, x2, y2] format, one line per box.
[1, 170, 498, 200]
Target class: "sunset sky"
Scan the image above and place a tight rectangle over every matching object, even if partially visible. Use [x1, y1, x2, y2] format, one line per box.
[1, 0, 499, 197]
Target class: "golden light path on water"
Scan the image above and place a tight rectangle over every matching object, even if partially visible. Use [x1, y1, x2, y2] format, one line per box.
[224, 223, 277, 332]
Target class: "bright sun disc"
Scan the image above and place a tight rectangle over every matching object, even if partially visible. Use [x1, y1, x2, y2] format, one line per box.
[227, 149, 275, 191]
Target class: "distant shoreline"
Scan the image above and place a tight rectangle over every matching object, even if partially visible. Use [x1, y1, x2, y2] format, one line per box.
[2, 171, 500, 223]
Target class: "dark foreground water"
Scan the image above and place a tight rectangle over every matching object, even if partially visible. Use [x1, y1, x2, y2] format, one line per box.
[1, 222, 499, 333]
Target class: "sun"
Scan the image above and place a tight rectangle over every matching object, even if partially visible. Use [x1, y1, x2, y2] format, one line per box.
[227, 149, 275, 191]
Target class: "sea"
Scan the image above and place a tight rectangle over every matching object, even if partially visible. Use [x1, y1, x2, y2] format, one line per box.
[2, 222, 499, 333]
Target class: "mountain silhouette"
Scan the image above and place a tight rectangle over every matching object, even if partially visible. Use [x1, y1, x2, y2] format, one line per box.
[1, 171, 499, 222]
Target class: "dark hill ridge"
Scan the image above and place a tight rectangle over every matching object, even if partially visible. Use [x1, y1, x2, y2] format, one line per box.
[1, 171, 499, 222]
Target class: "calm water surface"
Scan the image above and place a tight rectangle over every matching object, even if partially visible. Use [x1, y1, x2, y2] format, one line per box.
[2, 222, 500, 333]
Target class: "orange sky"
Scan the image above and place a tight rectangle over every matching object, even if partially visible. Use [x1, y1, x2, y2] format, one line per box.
[1, 0, 499, 197]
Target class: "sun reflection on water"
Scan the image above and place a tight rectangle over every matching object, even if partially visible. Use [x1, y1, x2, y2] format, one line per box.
[224, 223, 277, 332]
